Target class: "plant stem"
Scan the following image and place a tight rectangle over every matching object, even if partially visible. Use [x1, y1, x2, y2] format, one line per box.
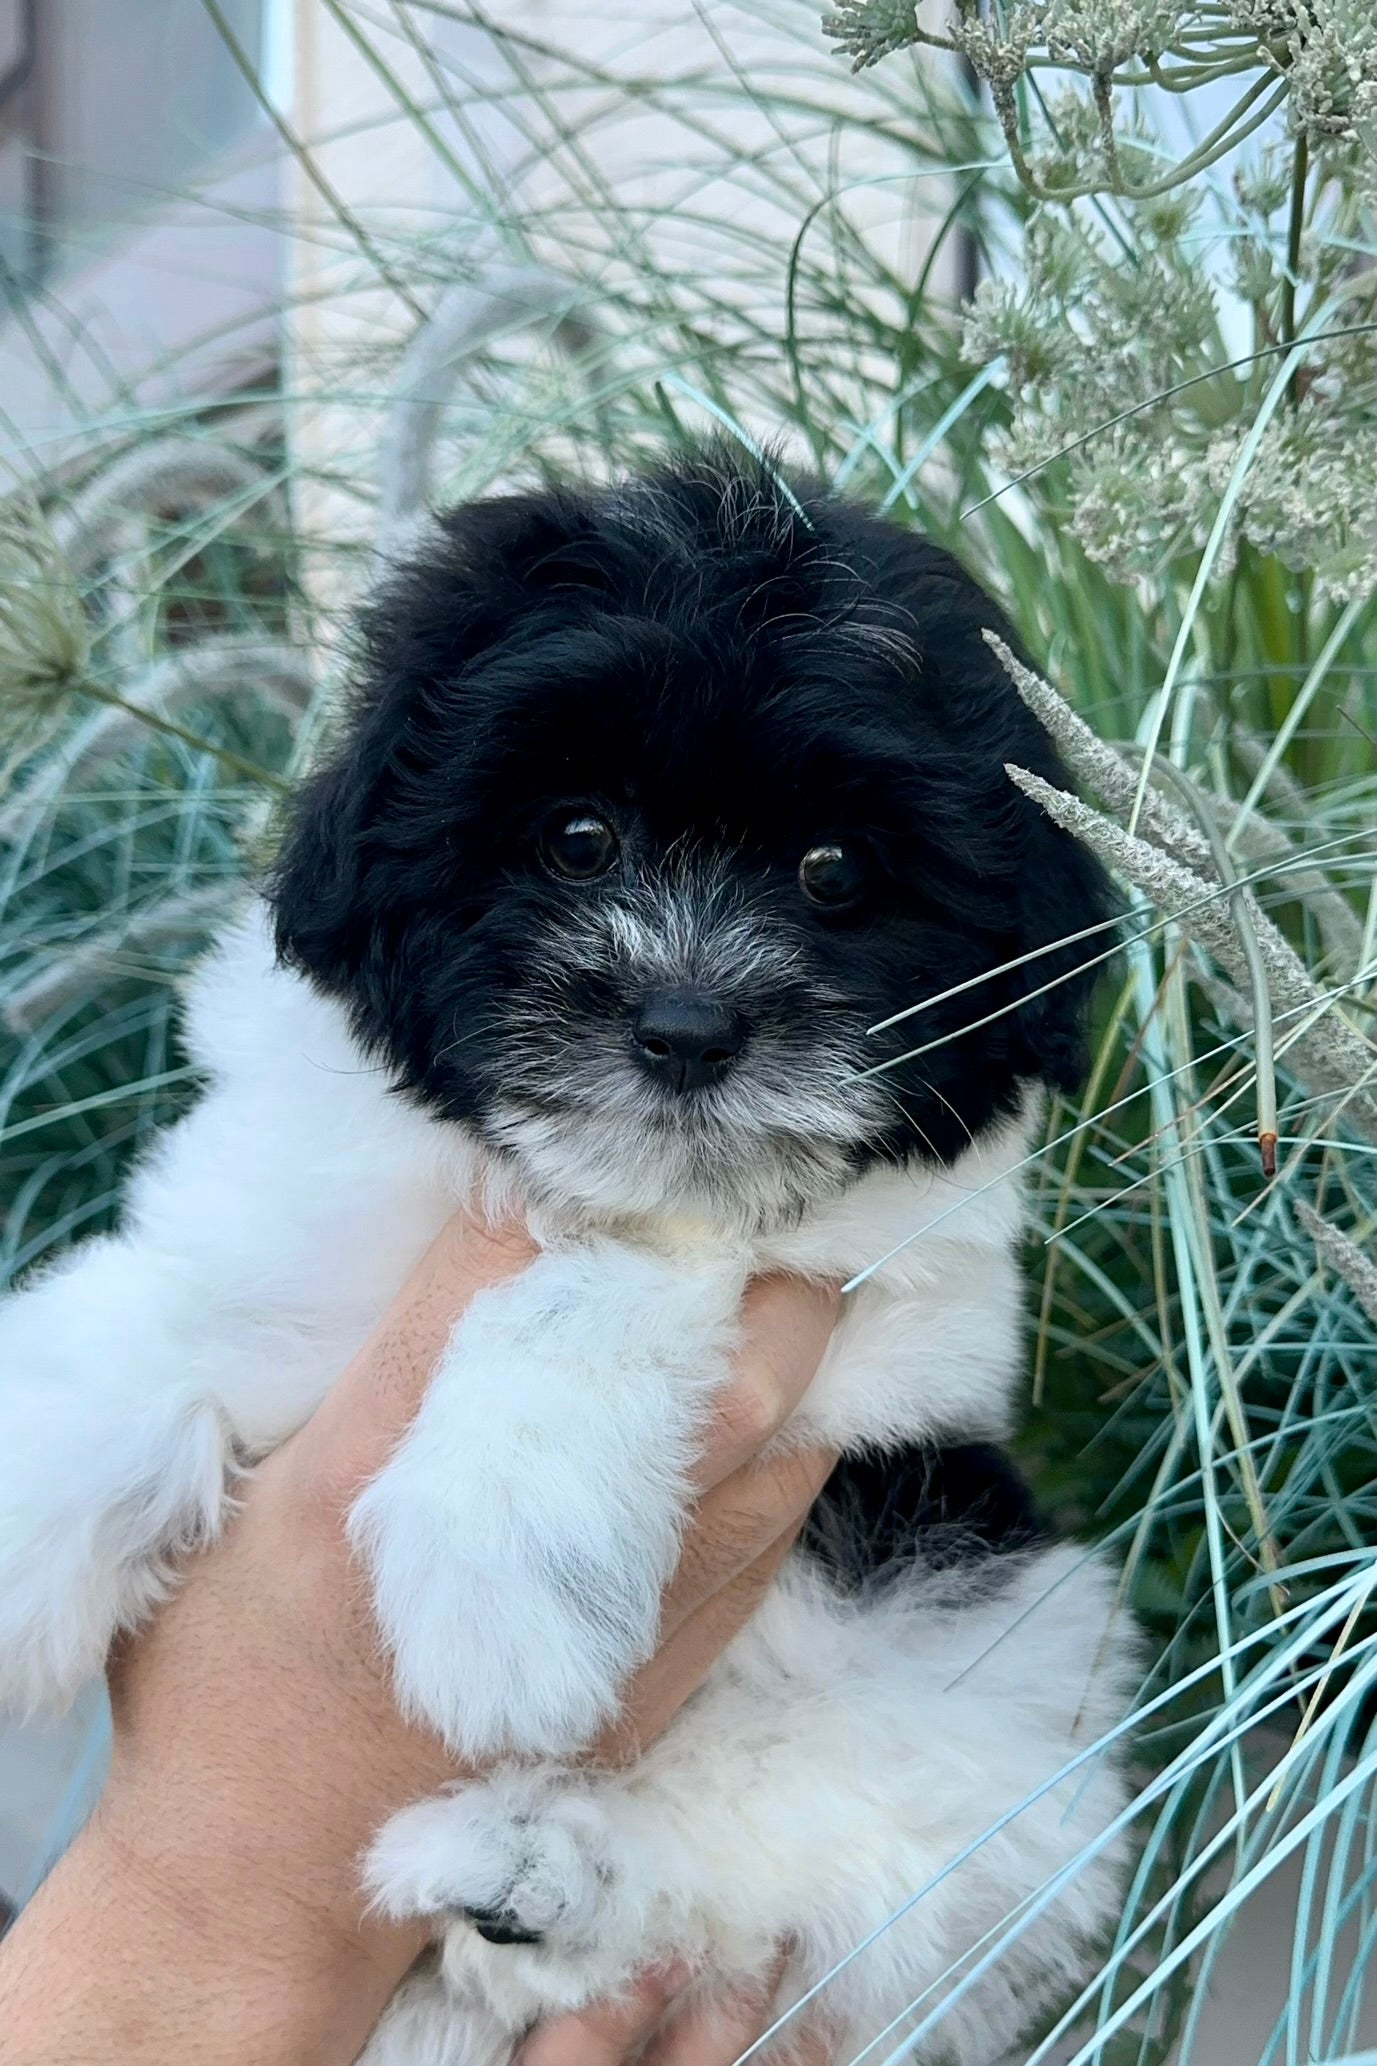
[1283, 133, 1310, 409]
[1150, 761, 1279, 1183]
[75, 680, 290, 794]
[200, 0, 425, 321]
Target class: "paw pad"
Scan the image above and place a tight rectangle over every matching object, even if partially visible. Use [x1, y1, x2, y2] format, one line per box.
[461, 1904, 546, 1947]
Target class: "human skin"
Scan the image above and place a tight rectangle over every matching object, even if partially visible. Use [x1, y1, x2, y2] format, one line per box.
[0, 1214, 838, 2066]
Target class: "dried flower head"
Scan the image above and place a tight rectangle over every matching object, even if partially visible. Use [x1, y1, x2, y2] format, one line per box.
[0, 496, 91, 759]
[958, 139, 1375, 599]
[822, 0, 921, 70]
[825, 0, 1377, 198]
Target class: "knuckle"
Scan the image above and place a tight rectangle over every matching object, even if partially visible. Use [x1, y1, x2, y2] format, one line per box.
[775, 1440, 836, 1510]
[720, 1375, 783, 1456]
[711, 1497, 772, 1571]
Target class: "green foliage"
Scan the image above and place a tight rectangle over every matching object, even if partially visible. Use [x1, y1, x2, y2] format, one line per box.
[0, 1, 1372, 2057]
[0, 419, 300, 1272]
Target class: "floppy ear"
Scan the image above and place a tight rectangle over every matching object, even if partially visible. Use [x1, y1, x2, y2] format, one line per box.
[850, 519, 1118, 1100]
[269, 489, 603, 992]
[268, 737, 378, 993]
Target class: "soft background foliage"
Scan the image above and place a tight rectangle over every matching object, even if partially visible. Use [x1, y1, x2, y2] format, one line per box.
[0, 2, 1372, 2058]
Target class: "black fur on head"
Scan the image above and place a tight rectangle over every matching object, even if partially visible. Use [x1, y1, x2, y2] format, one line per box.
[270, 446, 1111, 1222]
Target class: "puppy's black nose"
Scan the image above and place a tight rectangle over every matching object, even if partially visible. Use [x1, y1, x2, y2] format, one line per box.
[631, 990, 746, 1091]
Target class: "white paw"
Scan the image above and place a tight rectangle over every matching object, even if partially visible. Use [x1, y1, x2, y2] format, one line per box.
[348, 1450, 660, 1760]
[366, 1775, 624, 1953]
[0, 1388, 229, 1716]
[348, 1246, 741, 1760]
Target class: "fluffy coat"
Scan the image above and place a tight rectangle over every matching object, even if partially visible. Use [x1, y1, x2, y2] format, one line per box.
[0, 452, 1136, 2063]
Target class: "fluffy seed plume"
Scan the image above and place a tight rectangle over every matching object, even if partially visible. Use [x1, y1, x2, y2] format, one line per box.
[0, 495, 91, 759]
[1006, 761, 1377, 1130]
[1292, 1198, 1377, 1324]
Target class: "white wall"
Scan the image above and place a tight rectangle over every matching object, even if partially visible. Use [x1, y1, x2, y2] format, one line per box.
[278, 0, 970, 619]
[0, 0, 282, 483]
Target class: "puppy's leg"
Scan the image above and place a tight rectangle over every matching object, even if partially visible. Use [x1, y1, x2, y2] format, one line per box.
[365, 1769, 679, 2033]
[367, 1544, 1136, 2061]
[0, 1237, 232, 1715]
[356, 1957, 512, 2066]
[348, 1241, 743, 1760]
[367, 1769, 625, 1954]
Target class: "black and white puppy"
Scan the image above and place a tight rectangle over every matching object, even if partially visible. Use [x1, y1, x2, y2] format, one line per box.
[0, 452, 1137, 2064]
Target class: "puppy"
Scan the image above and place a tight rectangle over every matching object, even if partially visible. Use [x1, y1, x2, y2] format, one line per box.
[0, 451, 1137, 2064]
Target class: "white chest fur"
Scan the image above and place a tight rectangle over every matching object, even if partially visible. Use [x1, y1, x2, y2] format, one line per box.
[0, 905, 1134, 2066]
[151, 904, 1033, 1457]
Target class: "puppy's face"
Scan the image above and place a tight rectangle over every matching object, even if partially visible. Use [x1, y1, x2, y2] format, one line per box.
[272, 455, 1108, 1222]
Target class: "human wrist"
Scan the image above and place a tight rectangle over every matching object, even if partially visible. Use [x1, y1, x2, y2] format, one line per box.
[0, 1789, 419, 2066]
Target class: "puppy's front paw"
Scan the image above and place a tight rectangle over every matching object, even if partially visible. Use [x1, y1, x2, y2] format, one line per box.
[366, 1774, 624, 1954]
[349, 1448, 659, 1759]
[349, 1246, 741, 1760]
[0, 1387, 229, 1716]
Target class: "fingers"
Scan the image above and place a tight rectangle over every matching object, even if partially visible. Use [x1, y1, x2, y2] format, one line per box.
[518, 1957, 833, 2066]
[277, 1213, 537, 1515]
[286, 1230, 834, 1524]
[600, 1526, 805, 1762]
[514, 1961, 694, 2065]
[639, 1967, 777, 2063]
[694, 1276, 839, 1491]
[659, 1445, 836, 1644]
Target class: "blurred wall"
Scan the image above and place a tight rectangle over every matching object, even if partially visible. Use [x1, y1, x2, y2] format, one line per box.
[280, 0, 968, 617]
[0, 2, 966, 538]
[0, 0, 281, 470]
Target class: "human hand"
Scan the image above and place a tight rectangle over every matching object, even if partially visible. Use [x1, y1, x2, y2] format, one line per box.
[0, 1213, 838, 2066]
[517, 1952, 834, 2064]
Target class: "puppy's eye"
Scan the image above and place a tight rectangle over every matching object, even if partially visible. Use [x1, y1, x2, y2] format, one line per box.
[798, 843, 866, 908]
[540, 810, 619, 881]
